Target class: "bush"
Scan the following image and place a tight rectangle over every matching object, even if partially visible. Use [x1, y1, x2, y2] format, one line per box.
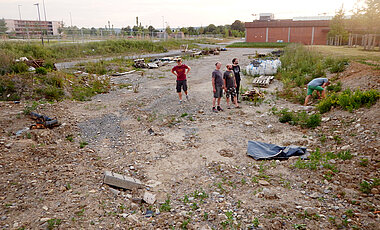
[10, 62, 29, 73]
[278, 109, 321, 128]
[326, 81, 342, 92]
[317, 89, 379, 113]
[35, 67, 48, 75]
[34, 85, 65, 101]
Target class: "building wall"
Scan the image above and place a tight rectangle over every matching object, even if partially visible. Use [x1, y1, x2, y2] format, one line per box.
[4, 19, 62, 36]
[245, 20, 330, 45]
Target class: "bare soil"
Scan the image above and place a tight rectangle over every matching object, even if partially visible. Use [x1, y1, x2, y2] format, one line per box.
[0, 48, 379, 229]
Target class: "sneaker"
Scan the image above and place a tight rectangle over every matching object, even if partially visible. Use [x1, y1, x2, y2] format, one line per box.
[212, 107, 218, 113]
[227, 106, 231, 109]
[186, 95, 189, 100]
[217, 106, 223, 111]
[179, 100, 182, 104]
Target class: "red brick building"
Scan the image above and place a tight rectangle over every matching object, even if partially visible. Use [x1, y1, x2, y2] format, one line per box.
[245, 17, 330, 45]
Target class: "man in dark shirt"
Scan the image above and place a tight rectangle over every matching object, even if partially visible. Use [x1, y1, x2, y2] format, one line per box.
[232, 58, 241, 103]
[212, 62, 224, 113]
[171, 59, 191, 104]
[223, 64, 239, 109]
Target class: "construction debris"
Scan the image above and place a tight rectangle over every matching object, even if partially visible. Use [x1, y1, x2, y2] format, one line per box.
[241, 88, 265, 101]
[143, 191, 156, 204]
[103, 171, 144, 190]
[252, 76, 275, 87]
[29, 112, 60, 129]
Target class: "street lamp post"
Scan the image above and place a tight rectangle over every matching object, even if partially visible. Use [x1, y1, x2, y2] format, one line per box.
[18, 5, 24, 39]
[34, 3, 44, 45]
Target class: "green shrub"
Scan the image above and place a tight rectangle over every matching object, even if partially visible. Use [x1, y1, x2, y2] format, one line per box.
[329, 58, 348, 73]
[35, 67, 48, 75]
[278, 109, 321, 128]
[337, 151, 353, 160]
[10, 62, 29, 73]
[317, 89, 379, 113]
[34, 85, 65, 101]
[326, 81, 342, 92]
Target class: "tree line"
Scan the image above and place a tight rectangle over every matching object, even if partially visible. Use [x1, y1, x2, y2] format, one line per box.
[328, 0, 380, 41]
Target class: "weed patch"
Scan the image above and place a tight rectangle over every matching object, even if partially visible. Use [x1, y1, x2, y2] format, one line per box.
[277, 108, 321, 128]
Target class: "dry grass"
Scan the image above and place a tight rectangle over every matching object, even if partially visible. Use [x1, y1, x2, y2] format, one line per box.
[310, 45, 380, 63]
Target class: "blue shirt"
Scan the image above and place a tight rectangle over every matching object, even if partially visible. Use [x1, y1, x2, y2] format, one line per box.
[308, 78, 328, 87]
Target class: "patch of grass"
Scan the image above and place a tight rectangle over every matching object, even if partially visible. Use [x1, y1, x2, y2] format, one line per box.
[181, 112, 188, 117]
[159, 196, 171, 212]
[47, 218, 62, 230]
[293, 148, 340, 173]
[79, 141, 88, 148]
[337, 150, 353, 160]
[35, 67, 48, 75]
[359, 158, 369, 167]
[359, 179, 380, 194]
[66, 135, 74, 142]
[181, 218, 190, 229]
[277, 108, 321, 128]
[326, 81, 342, 93]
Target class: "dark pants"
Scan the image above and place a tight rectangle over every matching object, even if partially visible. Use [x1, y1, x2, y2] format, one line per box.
[235, 79, 241, 101]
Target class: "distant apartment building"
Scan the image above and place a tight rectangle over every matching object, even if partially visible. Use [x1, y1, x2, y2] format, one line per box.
[245, 13, 332, 45]
[4, 19, 63, 37]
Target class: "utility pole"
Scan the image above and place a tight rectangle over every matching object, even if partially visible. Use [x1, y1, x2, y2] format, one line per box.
[42, 0, 49, 42]
[34, 3, 44, 46]
[18, 5, 24, 39]
[70, 12, 74, 42]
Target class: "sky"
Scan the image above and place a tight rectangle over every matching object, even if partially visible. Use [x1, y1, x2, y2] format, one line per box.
[0, 0, 361, 29]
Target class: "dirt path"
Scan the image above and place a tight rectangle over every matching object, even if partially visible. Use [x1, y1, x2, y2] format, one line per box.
[1, 48, 379, 229]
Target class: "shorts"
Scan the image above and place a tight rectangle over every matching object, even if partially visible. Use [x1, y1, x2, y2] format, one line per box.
[226, 87, 237, 99]
[213, 86, 223, 98]
[307, 85, 324, 95]
[176, 80, 187, 93]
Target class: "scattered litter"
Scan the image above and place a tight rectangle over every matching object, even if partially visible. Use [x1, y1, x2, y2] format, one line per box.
[112, 70, 136, 76]
[15, 127, 30, 137]
[247, 140, 307, 160]
[252, 76, 275, 88]
[241, 88, 264, 101]
[29, 112, 60, 129]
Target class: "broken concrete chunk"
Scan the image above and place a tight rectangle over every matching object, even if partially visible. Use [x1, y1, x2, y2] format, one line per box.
[103, 171, 144, 190]
[143, 191, 156, 204]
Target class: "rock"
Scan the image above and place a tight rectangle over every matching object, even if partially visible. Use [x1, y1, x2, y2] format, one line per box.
[245, 121, 254, 126]
[262, 188, 279, 199]
[267, 124, 273, 129]
[310, 192, 320, 199]
[324, 189, 331, 194]
[143, 192, 156, 204]
[5, 143, 12, 148]
[258, 180, 270, 186]
[371, 188, 379, 194]
[355, 124, 360, 128]
[42, 206, 48, 211]
[322, 117, 330, 122]
[119, 213, 129, 218]
[40, 218, 50, 222]
[103, 171, 144, 190]
[108, 187, 120, 196]
[127, 214, 139, 223]
[341, 145, 350, 150]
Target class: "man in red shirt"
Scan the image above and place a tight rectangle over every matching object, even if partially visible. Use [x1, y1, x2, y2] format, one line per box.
[171, 59, 191, 104]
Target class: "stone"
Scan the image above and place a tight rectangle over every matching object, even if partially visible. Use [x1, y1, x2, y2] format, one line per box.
[310, 192, 319, 199]
[371, 188, 379, 194]
[108, 187, 120, 196]
[321, 117, 330, 122]
[103, 171, 144, 190]
[127, 214, 139, 223]
[341, 145, 350, 150]
[40, 218, 50, 222]
[143, 192, 156, 204]
[245, 121, 254, 126]
[258, 180, 270, 186]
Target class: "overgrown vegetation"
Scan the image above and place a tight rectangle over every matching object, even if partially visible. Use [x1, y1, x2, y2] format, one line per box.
[0, 70, 110, 101]
[293, 148, 353, 174]
[274, 108, 321, 128]
[317, 89, 379, 113]
[277, 44, 348, 103]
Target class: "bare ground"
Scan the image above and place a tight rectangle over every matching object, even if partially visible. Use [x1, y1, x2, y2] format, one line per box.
[0, 48, 379, 229]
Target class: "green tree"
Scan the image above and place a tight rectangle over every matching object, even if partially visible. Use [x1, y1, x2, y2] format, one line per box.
[328, 6, 349, 42]
[0, 18, 7, 34]
[165, 26, 172, 35]
[231, 20, 245, 32]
